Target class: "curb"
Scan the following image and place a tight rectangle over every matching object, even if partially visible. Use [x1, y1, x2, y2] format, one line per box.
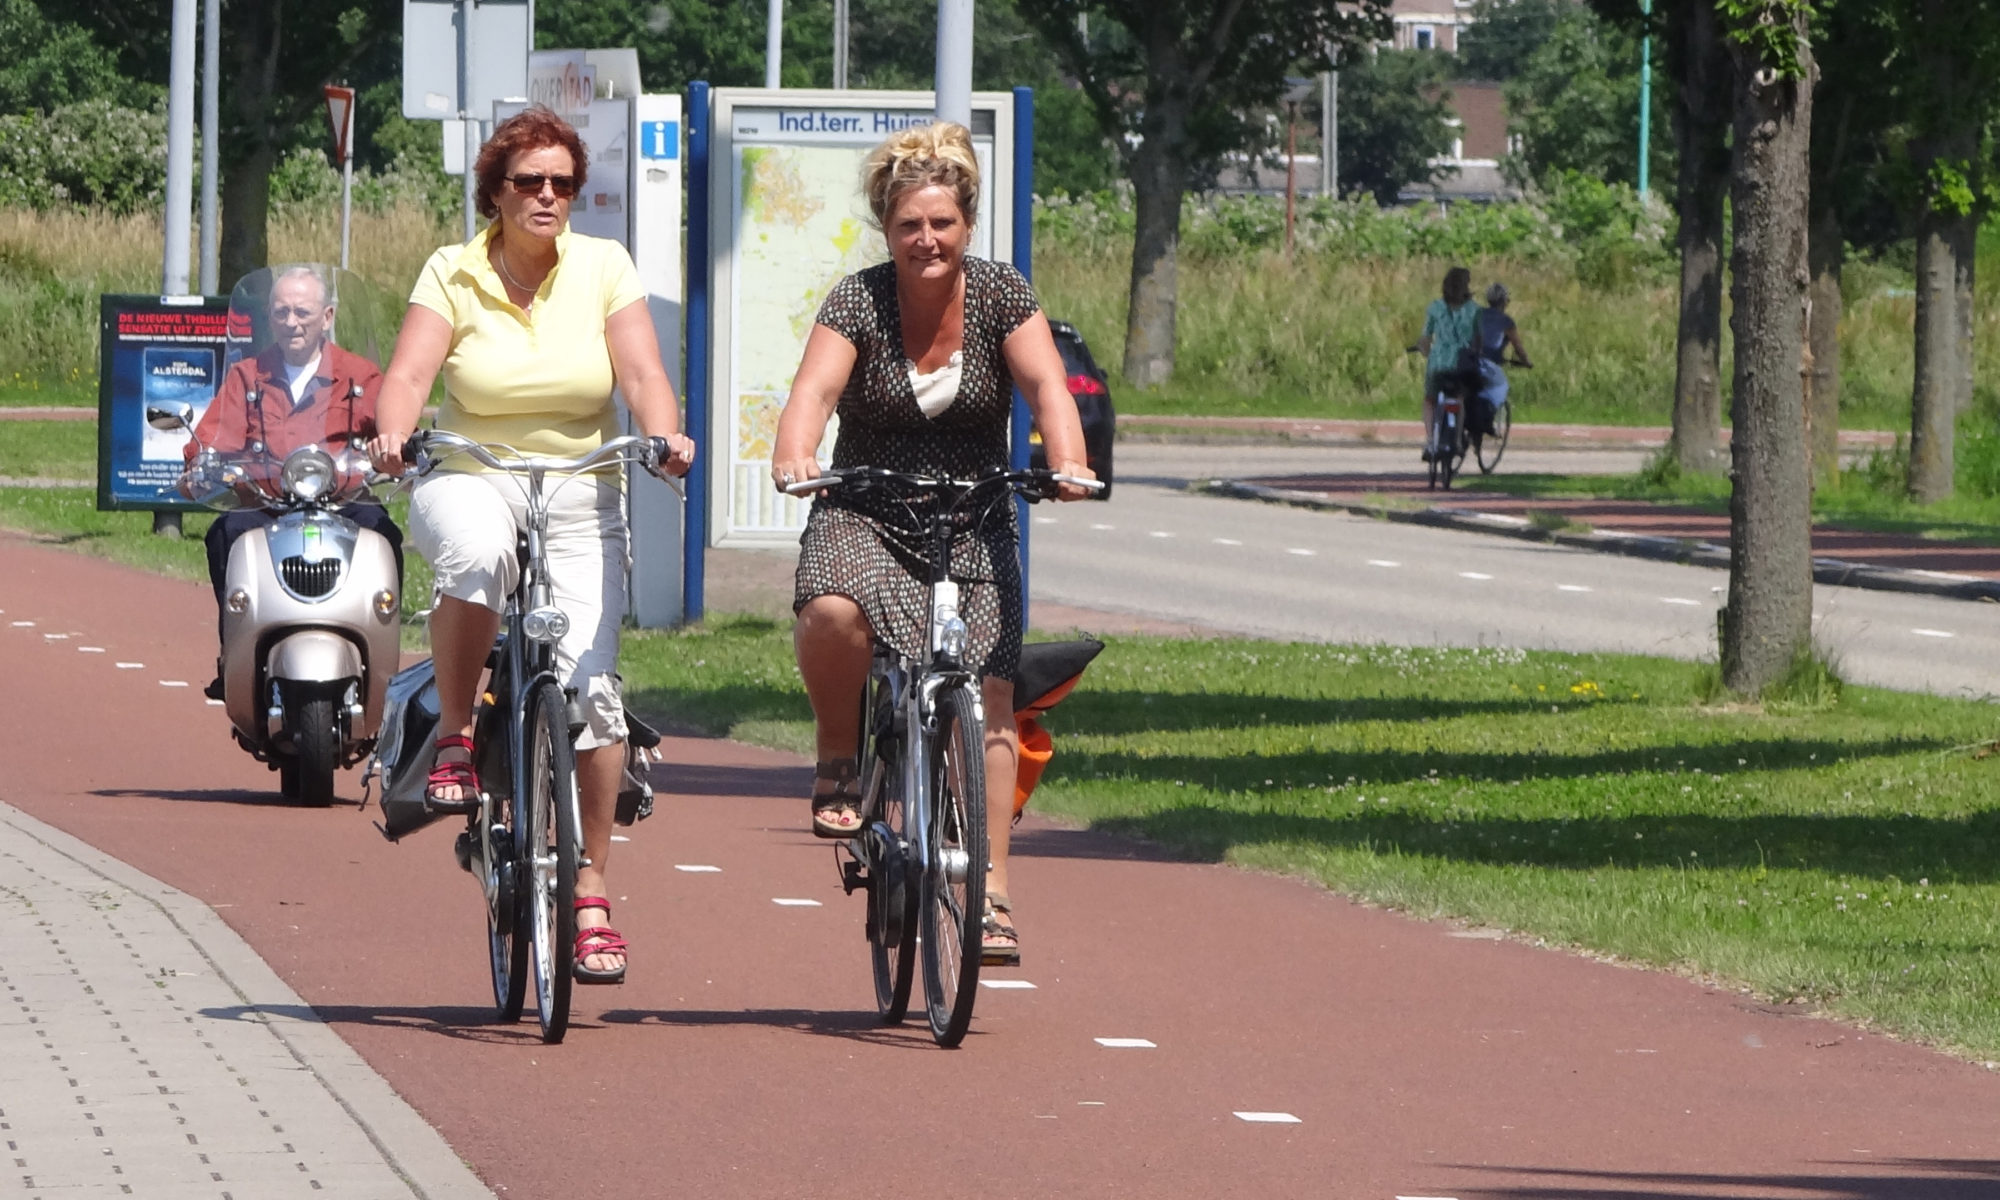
[1202, 479, 2000, 606]
[0, 801, 497, 1200]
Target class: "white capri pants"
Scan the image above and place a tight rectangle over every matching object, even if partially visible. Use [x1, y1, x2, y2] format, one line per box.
[409, 470, 629, 751]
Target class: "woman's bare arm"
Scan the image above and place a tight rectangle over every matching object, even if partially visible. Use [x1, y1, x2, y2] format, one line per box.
[366, 305, 452, 474]
[1003, 311, 1094, 500]
[606, 299, 695, 475]
[771, 324, 858, 488]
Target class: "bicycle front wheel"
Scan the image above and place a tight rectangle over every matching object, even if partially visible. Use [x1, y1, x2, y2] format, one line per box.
[864, 669, 917, 1023]
[1476, 402, 1510, 474]
[920, 684, 987, 1048]
[523, 679, 579, 1044]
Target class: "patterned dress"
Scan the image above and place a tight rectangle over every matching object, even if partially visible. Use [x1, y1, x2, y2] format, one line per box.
[793, 257, 1041, 677]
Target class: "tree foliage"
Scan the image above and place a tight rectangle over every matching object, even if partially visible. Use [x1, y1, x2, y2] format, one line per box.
[1500, 1, 1674, 191]
[1335, 50, 1456, 205]
[1456, 0, 1567, 82]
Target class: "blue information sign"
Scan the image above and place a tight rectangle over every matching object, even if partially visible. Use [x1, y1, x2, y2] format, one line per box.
[640, 119, 679, 160]
[97, 294, 231, 511]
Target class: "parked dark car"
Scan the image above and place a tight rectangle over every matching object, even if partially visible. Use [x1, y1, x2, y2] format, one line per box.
[1030, 320, 1114, 499]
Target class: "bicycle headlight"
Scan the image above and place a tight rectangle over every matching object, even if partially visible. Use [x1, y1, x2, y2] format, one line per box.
[279, 447, 337, 502]
[522, 606, 570, 644]
[939, 615, 969, 661]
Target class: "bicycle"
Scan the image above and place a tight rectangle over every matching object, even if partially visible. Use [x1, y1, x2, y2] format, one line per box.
[783, 465, 1101, 1048]
[1429, 368, 1474, 491]
[400, 429, 680, 1044]
[1470, 356, 1529, 476]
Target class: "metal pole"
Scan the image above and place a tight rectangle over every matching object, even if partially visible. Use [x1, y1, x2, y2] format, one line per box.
[198, 0, 219, 294]
[459, 0, 477, 241]
[683, 82, 712, 622]
[833, 0, 850, 89]
[1011, 86, 1035, 610]
[158, 0, 196, 539]
[1320, 71, 1337, 197]
[340, 105, 355, 269]
[935, 0, 972, 126]
[1285, 103, 1298, 255]
[765, 0, 783, 88]
[1637, 0, 1652, 196]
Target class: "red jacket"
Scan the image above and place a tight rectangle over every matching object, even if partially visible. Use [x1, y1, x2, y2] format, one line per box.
[185, 341, 383, 463]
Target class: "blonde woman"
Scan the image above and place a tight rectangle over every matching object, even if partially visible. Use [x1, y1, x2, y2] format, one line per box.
[770, 122, 1095, 967]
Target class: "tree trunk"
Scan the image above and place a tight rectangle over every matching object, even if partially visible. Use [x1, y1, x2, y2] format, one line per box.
[1667, 2, 1732, 475]
[1805, 201, 1842, 481]
[1120, 45, 1192, 388]
[1720, 35, 1815, 697]
[1908, 196, 1963, 503]
[1953, 216, 1976, 415]
[218, 0, 284, 289]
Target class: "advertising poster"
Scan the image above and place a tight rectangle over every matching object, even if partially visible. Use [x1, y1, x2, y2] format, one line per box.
[97, 295, 230, 511]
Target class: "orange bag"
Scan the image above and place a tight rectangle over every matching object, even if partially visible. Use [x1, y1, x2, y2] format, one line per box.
[1009, 638, 1104, 821]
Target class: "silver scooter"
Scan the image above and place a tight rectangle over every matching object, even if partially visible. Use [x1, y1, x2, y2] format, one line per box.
[148, 264, 402, 805]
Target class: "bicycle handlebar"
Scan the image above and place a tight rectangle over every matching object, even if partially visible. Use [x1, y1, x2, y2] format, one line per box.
[781, 466, 1104, 500]
[404, 430, 684, 491]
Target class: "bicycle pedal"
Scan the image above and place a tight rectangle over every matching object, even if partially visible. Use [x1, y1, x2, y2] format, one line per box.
[841, 858, 867, 895]
[452, 830, 474, 874]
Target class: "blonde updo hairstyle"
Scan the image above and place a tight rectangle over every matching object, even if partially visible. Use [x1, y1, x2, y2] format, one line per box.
[861, 122, 980, 230]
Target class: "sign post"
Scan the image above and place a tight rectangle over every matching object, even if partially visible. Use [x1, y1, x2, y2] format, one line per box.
[401, 0, 531, 238]
[324, 85, 356, 269]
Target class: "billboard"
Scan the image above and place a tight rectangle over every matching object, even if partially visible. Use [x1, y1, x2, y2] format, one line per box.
[701, 89, 1013, 548]
[96, 295, 230, 511]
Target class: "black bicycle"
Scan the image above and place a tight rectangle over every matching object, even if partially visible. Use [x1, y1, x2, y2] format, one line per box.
[1471, 357, 1529, 476]
[401, 429, 677, 1044]
[784, 465, 1100, 1047]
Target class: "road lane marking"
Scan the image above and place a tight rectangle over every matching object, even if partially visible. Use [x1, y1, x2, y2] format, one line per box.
[675, 864, 722, 872]
[77, 646, 105, 653]
[159, 680, 188, 688]
[1912, 628, 1955, 638]
[1094, 1037, 1155, 1048]
[10, 620, 33, 627]
[1395, 1195, 1460, 1199]
[1458, 571, 1492, 580]
[772, 898, 822, 907]
[205, 699, 224, 707]
[43, 633, 68, 640]
[1367, 559, 1401, 568]
[1558, 584, 1592, 592]
[1213, 537, 1242, 546]
[1286, 548, 1316, 556]
[1033, 516, 1056, 525]
[1660, 597, 1701, 605]
[1233, 1112, 1301, 1123]
[1149, 530, 1175, 538]
[115, 662, 144, 669]
[610, 835, 631, 843]
[980, 979, 1037, 989]
[1090, 523, 1115, 531]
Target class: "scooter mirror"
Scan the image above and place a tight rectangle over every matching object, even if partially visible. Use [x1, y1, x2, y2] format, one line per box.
[145, 401, 195, 432]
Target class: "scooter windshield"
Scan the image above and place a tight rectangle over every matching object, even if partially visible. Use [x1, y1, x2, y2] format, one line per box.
[176, 263, 399, 513]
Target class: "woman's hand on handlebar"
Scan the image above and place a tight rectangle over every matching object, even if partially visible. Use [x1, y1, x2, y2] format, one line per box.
[770, 455, 822, 493]
[645, 433, 697, 478]
[1051, 459, 1097, 502]
[367, 431, 414, 478]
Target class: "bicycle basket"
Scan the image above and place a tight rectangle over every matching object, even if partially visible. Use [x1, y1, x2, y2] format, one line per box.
[371, 658, 449, 841]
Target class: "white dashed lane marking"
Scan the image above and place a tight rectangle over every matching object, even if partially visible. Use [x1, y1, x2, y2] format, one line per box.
[1090, 523, 1115, 531]
[115, 662, 144, 669]
[1149, 530, 1174, 538]
[1094, 1037, 1155, 1049]
[1912, 628, 1955, 638]
[77, 646, 105, 653]
[205, 699, 224, 707]
[43, 633, 67, 640]
[1286, 548, 1316, 557]
[771, 898, 822, 907]
[9, 620, 32, 627]
[610, 835, 631, 843]
[1660, 597, 1701, 606]
[675, 864, 722, 873]
[1557, 584, 1592, 593]
[159, 680, 188, 688]
[980, 979, 1037, 989]
[1459, 571, 1492, 580]
[1367, 560, 1401, 568]
[1233, 1112, 1301, 1124]
[1033, 516, 1056, 525]
[1213, 537, 1242, 546]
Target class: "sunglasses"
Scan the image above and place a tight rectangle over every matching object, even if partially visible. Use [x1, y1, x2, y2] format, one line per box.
[505, 173, 579, 199]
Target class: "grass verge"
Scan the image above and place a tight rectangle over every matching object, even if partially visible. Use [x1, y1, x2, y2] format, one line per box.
[0, 419, 97, 479]
[621, 616, 2000, 1062]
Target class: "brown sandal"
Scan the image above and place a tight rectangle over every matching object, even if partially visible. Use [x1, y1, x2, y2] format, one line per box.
[810, 757, 864, 838]
[981, 892, 1020, 967]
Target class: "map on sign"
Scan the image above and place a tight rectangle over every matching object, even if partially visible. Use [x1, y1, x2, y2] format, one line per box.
[720, 100, 1000, 544]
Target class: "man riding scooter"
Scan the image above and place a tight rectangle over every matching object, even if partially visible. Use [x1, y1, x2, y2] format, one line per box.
[184, 265, 403, 699]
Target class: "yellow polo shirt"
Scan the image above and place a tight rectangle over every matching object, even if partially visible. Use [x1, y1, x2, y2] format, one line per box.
[408, 223, 646, 466]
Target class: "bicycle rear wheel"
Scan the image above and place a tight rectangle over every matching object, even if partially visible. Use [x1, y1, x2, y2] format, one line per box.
[1440, 407, 1465, 490]
[523, 679, 579, 1044]
[919, 684, 987, 1048]
[1476, 401, 1510, 474]
[862, 666, 916, 1022]
[481, 804, 528, 1022]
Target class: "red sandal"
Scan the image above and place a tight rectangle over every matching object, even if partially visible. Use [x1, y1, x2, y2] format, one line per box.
[425, 733, 481, 814]
[573, 896, 629, 985]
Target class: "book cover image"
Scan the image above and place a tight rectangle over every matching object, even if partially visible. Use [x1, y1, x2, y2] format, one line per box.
[139, 347, 217, 462]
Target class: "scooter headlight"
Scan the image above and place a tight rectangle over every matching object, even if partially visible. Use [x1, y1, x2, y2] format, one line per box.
[522, 607, 570, 644]
[279, 447, 337, 503]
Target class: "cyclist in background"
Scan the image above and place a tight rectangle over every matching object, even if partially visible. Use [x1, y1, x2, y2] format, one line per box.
[1413, 266, 1478, 462]
[1474, 282, 1532, 435]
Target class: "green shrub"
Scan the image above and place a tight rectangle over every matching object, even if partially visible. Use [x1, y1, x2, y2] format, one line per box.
[0, 99, 167, 215]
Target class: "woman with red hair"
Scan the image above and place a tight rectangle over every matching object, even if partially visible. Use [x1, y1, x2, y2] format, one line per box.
[371, 106, 695, 987]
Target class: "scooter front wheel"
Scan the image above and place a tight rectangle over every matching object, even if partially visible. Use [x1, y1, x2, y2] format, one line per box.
[291, 688, 340, 807]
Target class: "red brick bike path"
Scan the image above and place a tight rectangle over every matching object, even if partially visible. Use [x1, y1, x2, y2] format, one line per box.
[2, 533, 1996, 1199]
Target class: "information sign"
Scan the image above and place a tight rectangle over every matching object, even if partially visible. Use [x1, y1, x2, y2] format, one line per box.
[95, 295, 230, 511]
[702, 90, 1011, 548]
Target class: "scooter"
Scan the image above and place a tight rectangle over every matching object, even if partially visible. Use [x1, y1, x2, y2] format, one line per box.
[146, 264, 402, 806]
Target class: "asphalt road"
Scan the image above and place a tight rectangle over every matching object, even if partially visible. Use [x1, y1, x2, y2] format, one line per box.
[1033, 443, 2000, 699]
